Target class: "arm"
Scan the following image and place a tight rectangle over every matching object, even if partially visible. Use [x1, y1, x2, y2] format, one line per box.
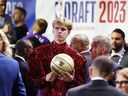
[65, 46, 86, 87]
[27, 49, 51, 86]
[12, 72, 26, 96]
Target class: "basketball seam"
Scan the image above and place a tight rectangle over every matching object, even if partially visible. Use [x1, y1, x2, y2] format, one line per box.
[56, 56, 74, 70]
[51, 65, 61, 74]
[52, 61, 68, 72]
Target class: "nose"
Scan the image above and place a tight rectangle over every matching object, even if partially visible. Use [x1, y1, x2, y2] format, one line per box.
[111, 38, 116, 43]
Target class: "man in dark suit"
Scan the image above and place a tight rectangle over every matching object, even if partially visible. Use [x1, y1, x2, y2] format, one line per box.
[111, 28, 128, 67]
[66, 56, 127, 96]
[13, 39, 35, 96]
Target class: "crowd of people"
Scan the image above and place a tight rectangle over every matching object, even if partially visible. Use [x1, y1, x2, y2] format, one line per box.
[0, 0, 128, 96]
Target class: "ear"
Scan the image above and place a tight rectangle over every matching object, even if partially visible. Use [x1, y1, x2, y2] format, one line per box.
[101, 48, 107, 54]
[107, 72, 114, 80]
[24, 48, 28, 54]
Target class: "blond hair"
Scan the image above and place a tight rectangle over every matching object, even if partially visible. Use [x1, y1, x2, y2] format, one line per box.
[33, 18, 48, 34]
[0, 31, 12, 57]
[52, 17, 72, 31]
[117, 68, 128, 79]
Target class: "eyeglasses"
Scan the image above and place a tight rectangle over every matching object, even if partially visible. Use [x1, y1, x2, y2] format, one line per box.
[116, 80, 128, 85]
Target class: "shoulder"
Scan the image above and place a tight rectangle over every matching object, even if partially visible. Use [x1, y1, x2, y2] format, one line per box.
[29, 43, 51, 57]
[35, 43, 50, 51]
[124, 50, 128, 55]
[35, 34, 50, 43]
[68, 84, 87, 91]
[4, 14, 12, 21]
[6, 57, 19, 68]
[1, 54, 18, 64]
[65, 45, 86, 64]
[4, 14, 11, 18]
[67, 84, 86, 95]
[65, 45, 84, 58]
[107, 86, 127, 96]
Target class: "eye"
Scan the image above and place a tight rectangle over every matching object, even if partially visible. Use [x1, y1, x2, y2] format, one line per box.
[61, 28, 67, 31]
[55, 27, 59, 30]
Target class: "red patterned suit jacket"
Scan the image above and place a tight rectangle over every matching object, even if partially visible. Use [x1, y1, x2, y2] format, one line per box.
[27, 41, 86, 96]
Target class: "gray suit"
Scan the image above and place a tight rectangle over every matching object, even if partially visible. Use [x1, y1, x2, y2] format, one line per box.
[66, 80, 127, 96]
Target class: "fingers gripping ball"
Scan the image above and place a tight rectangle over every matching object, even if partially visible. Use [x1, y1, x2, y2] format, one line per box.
[51, 53, 74, 75]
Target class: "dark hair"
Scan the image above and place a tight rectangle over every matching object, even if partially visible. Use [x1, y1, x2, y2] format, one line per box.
[112, 28, 125, 39]
[92, 56, 114, 77]
[15, 39, 32, 55]
[15, 7, 27, 17]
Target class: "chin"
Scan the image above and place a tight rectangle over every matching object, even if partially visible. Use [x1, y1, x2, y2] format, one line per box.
[111, 47, 116, 50]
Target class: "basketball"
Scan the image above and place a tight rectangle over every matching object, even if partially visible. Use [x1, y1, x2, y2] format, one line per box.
[50, 53, 74, 75]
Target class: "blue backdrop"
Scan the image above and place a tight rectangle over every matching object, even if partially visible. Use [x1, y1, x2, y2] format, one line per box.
[6, 0, 36, 32]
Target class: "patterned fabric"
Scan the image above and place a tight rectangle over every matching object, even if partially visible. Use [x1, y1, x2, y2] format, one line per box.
[27, 41, 86, 96]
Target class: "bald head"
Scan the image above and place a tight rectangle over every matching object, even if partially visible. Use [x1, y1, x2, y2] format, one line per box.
[71, 34, 89, 52]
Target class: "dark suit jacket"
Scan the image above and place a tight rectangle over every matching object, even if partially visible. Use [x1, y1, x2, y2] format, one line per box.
[81, 51, 91, 83]
[14, 56, 38, 96]
[120, 50, 128, 67]
[66, 80, 127, 96]
[14, 56, 28, 84]
[0, 53, 26, 96]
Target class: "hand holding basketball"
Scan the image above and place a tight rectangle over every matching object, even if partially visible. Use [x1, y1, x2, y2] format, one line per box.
[59, 70, 75, 82]
[46, 72, 57, 82]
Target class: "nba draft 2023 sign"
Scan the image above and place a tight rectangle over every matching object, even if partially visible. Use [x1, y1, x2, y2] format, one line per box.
[5, 0, 128, 42]
[36, 0, 128, 43]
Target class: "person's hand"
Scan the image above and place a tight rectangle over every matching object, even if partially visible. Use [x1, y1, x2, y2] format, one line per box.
[59, 70, 75, 82]
[2, 24, 13, 33]
[46, 72, 58, 82]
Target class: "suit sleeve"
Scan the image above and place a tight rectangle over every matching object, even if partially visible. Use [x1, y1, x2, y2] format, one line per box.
[66, 90, 71, 96]
[12, 72, 26, 96]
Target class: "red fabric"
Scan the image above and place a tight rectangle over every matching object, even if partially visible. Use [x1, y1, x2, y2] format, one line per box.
[27, 41, 86, 96]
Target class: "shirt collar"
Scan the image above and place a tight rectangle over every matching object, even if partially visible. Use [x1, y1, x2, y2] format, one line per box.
[15, 55, 26, 62]
[81, 50, 90, 54]
[92, 77, 107, 81]
[111, 47, 125, 57]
